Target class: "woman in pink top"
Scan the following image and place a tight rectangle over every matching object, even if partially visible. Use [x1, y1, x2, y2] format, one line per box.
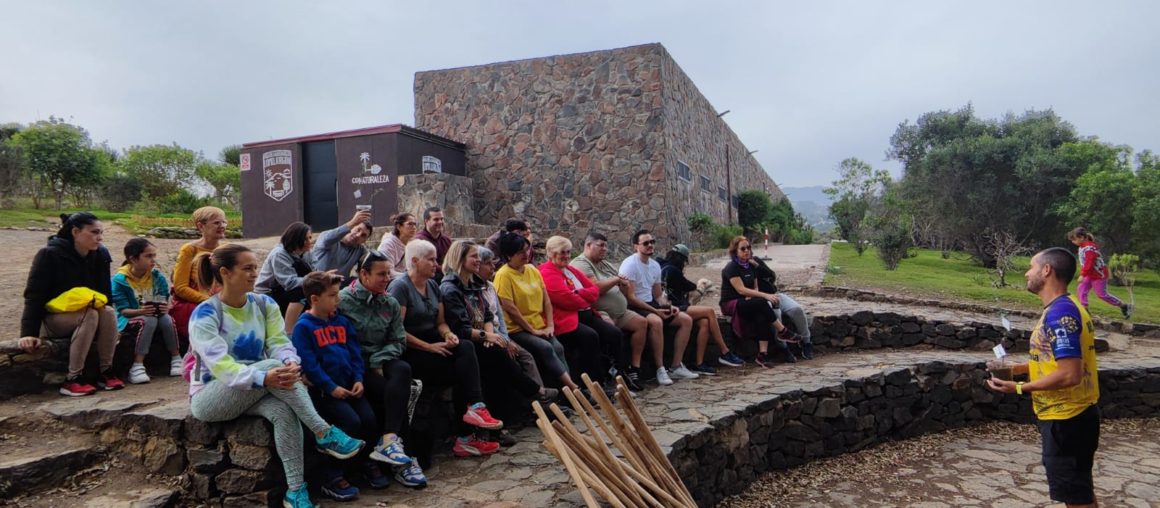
[376, 213, 417, 280]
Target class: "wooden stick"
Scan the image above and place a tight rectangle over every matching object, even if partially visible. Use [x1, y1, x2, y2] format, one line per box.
[615, 386, 697, 506]
[559, 388, 648, 508]
[580, 374, 649, 472]
[551, 420, 637, 508]
[533, 401, 599, 508]
[549, 402, 643, 508]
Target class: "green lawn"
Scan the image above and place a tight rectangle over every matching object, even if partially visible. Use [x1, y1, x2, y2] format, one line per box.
[824, 242, 1158, 324]
[0, 206, 241, 235]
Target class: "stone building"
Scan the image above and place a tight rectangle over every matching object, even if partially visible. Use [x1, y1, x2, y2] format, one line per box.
[414, 43, 784, 252]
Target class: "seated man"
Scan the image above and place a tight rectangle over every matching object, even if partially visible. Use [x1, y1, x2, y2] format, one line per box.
[618, 229, 697, 386]
[485, 218, 535, 264]
[312, 209, 373, 283]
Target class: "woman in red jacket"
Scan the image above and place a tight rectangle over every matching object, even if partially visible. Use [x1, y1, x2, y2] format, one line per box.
[1068, 227, 1132, 319]
[538, 236, 626, 391]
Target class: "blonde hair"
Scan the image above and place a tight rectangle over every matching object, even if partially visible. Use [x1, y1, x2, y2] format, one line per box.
[443, 240, 478, 283]
[192, 206, 226, 236]
[405, 239, 436, 272]
[544, 235, 573, 256]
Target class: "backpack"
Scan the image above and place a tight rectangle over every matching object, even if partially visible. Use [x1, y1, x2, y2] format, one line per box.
[182, 295, 271, 383]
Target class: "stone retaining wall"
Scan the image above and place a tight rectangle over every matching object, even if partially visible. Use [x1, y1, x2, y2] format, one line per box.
[670, 360, 1160, 506]
[808, 311, 1033, 353]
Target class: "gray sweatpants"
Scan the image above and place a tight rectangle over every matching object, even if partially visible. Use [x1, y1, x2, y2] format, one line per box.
[774, 294, 813, 344]
[189, 359, 329, 490]
[126, 315, 179, 356]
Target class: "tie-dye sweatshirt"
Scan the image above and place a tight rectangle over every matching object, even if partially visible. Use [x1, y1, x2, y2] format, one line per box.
[188, 293, 300, 396]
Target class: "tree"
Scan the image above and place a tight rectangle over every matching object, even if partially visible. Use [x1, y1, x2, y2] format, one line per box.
[11, 117, 102, 209]
[825, 157, 892, 256]
[1132, 153, 1160, 269]
[1054, 140, 1135, 253]
[117, 144, 200, 203]
[196, 160, 241, 208]
[736, 190, 775, 234]
[219, 144, 242, 166]
[0, 123, 23, 207]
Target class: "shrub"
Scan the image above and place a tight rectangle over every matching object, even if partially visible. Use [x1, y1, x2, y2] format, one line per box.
[873, 219, 912, 270]
[713, 224, 744, 249]
[1109, 253, 1140, 287]
[100, 174, 143, 212]
[158, 189, 210, 214]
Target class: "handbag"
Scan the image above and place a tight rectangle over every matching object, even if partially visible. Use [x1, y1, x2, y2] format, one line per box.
[45, 287, 108, 313]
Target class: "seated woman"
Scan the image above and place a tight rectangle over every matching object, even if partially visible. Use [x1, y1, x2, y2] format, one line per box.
[660, 244, 746, 375]
[477, 246, 552, 399]
[539, 236, 628, 394]
[441, 240, 552, 443]
[186, 244, 364, 508]
[111, 238, 182, 384]
[376, 213, 418, 279]
[255, 222, 315, 323]
[170, 206, 228, 346]
[388, 239, 504, 458]
[19, 212, 123, 396]
[719, 236, 804, 366]
[338, 250, 426, 488]
[493, 233, 582, 393]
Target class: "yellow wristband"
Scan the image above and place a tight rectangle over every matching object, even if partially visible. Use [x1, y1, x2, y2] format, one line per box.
[1015, 382, 1024, 395]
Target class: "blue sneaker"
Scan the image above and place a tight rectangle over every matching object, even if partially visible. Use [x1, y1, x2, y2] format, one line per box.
[316, 426, 365, 460]
[718, 351, 745, 367]
[369, 435, 412, 466]
[364, 462, 391, 489]
[394, 457, 428, 489]
[691, 363, 718, 376]
[283, 484, 316, 508]
[320, 477, 360, 501]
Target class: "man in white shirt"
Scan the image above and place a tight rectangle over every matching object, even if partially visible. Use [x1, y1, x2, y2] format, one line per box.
[619, 229, 696, 386]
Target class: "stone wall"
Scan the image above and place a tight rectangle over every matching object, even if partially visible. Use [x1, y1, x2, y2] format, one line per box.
[414, 45, 669, 256]
[670, 358, 1160, 506]
[395, 172, 476, 227]
[808, 311, 1034, 353]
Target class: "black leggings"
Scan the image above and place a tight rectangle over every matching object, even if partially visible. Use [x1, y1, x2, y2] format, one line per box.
[476, 344, 541, 421]
[402, 338, 485, 436]
[363, 358, 413, 435]
[577, 309, 625, 374]
[556, 319, 607, 383]
[734, 297, 786, 349]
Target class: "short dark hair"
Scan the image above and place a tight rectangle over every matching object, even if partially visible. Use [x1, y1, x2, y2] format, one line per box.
[122, 237, 154, 266]
[280, 222, 311, 252]
[503, 219, 528, 233]
[302, 271, 343, 299]
[356, 220, 374, 237]
[631, 229, 651, 245]
[498, 231, 530, 260]
[1037, 247, 1077, 286]
[584, 231, 608, 245]
[391, 213, 415, 236]
[423, 206, 443, 222]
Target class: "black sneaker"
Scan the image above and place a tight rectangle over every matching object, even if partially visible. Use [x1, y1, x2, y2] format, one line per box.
[489, 429, 517, 447]
[755, 352, 773, 368]
[801, 342, 815, 360]
[1122, 304, 1133, 319]
[621, 369, 644, 392]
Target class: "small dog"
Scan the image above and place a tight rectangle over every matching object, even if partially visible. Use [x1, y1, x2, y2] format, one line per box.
[689, 278, 716, 306]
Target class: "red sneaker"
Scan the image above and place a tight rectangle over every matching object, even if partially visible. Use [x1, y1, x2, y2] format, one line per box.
[462, 404, 503, 430]
[60, 379, 97, 397]
[98, 372, 125, 391]
[452, 435, 500, 457]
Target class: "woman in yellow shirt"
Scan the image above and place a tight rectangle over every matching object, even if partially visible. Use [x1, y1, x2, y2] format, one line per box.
[169, 206, 228, 346]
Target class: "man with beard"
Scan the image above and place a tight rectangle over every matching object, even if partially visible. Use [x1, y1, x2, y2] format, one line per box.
[416, 207, 451, 275]
[987, 247, 1100, 508]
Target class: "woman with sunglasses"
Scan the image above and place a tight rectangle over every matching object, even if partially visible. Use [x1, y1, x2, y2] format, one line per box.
[377, 213, 418, 279]
[337, 249, 427, 488]
[719, 236, 803, 366]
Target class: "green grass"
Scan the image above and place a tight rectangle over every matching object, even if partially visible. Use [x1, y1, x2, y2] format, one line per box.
[825, 242, 1159, 324]
[0, 206, 241, 235]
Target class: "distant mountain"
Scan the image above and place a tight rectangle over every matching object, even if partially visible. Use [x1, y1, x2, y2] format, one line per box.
[782, 186, 834, 232]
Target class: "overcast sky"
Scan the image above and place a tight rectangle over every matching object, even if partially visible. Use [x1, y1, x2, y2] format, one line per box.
[3, 1, 1157, 189]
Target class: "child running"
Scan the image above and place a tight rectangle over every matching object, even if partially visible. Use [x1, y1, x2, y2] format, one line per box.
[111, 238, 182, 384]
[1067, 227, 1132, 319]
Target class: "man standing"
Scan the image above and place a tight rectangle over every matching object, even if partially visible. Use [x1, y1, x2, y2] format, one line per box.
[988, 247, 1100, 508]
[570, 232, 650, 392]
[415, 207, 451, 275]
[619, 229, 697, 386]
[311, 209, 372, 282]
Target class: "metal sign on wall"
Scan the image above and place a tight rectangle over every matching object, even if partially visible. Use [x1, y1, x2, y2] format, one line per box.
[263, 149, 294, 202]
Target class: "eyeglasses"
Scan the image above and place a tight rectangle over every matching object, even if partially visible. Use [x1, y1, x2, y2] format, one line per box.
[403, 222, 417, 227]
[738, 246, 751, 252]
[640, 240, 656, 246]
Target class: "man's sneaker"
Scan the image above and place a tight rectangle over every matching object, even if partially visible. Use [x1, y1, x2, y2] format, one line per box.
[363, 462, 391, 489]
[283, 483, 316, 508]
[128, 364, 150, 384]
[718, 351, 745, 367]
[490, 429, 517, 447]
[691, 363, 718, 376]
[452, 434, 500, 457]
[60, 378, 97, 397]
[394, 458, 428, 488]
[655, 367, 674, 386]
[537, 387, 560, 403]
[668, 363, 700, 380]
[369, 435, 412, 466]
[1122, 304, 1133, 319]
[621, 369, 644, 393]
[755, 352, 773, 368]
[316, 426, 365, 460]
[98, 371, 125, 391]
[320, 477, 359, 501]
[462, 403, 503, 430]
[169, 356, 183, 377]
[801, 342, 815, 360]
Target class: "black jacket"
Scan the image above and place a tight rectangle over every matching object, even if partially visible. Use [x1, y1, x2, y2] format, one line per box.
[662, 263, 699, 308]
[21, 236, 113, 337]
[439, 272, 493, 343]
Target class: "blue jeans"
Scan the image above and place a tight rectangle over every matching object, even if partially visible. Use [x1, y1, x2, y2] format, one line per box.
[314, 392, 376, 482]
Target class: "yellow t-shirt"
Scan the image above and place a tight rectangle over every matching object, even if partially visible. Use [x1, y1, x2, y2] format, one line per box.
[494, 264, 547, 333]
[1028, 294, 1099, 420]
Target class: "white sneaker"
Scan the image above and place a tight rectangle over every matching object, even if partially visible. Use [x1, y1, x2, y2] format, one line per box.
[128, 364, 150, 384]
[169, 356, 183, 377]
[655, 367, 673, 386]
[669, 363, 700, 380]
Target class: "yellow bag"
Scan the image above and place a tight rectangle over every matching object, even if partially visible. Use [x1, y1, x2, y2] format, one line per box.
[45, 287, 108, 313]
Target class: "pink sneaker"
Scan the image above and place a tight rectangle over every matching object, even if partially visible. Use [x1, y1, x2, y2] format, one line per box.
[452, 434, 500, 457]
[98, 372, 125, 391]
[462, 403, 503, 430]
[60, 379, 97, 397]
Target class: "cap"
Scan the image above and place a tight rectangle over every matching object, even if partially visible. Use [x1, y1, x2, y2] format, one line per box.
[672, 244, 690, 259]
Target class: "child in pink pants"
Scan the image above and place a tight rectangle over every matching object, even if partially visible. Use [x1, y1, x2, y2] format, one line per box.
[1068, 227, 1131, 319]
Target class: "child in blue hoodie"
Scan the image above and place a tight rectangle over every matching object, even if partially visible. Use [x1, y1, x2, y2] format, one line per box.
[292, 271, 385, 501]
[111, 238, 182, 384]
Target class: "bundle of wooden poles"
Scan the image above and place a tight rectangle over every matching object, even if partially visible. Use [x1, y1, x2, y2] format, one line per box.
[533, 374, 698, 508]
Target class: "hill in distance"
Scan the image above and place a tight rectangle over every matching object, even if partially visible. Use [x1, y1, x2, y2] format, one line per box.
[782, 185, 834, 232]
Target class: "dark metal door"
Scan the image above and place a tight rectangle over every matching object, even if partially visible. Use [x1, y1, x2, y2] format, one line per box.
[302, 140, 338, 231]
